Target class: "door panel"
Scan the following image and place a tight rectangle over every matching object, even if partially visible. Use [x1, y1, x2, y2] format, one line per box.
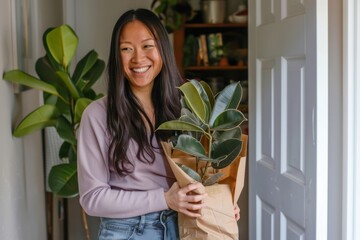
[249, 0, 328, 239]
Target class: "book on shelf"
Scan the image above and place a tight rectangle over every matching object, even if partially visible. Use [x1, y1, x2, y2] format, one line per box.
[199, 34, 209, 66]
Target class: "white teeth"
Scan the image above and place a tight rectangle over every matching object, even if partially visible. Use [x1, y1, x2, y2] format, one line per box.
[132, 66, 149, 73]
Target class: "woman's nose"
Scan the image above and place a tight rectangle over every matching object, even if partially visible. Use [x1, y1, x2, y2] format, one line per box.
[132, 49, 145, 62]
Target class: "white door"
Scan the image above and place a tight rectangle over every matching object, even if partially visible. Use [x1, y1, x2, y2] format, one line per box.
[248, 0, 329, 239]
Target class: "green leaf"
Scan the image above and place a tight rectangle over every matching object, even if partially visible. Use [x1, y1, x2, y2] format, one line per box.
[59, 141, 70, 159]
[56, 116, 76, 145]
[44, 94, 70, 116]
[3, 70, 61, 98]
[209, 82, 242, 126]
[179, 108, 207, 130]
[48, 162, 78, 198]
[46, 24, 78, 68]
[13, 105, 59, 137]
[35, 56, 68, 93]
[177, 163, 202, 182]
[213, 127, 242, 142]
[74, 98, 92, 123]
[72, 50, 98, 84]
[200, 80, 215, 109]
[212, 109, 247, 130]
[174, 135, 207, 158]
[179, 82, 207, 123]
[68, 145, 77, 162]
[157, 120, 204, 133]
[79, 59, 105, 91]
[189, 79, 211, 122]
[42, 27, 63, 71]
[56, 71, 80, 99]
[58, 142, 76, 162]
[203, 172, 224, 186]
[211, 138, 242, 169]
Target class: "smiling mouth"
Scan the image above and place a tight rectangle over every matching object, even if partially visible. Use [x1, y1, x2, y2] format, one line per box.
[132, 66, 150, 73]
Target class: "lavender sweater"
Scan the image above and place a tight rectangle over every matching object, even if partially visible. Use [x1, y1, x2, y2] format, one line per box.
[77, 97, 176, 218]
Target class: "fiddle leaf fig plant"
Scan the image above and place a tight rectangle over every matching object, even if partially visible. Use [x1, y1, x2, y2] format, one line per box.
[3, 24, 105, 198]
[157, 80, 247, 185]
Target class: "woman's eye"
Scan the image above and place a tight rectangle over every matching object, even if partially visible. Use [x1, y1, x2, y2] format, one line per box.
[121, 47, 132, 52]
[144, 44, 155, 49]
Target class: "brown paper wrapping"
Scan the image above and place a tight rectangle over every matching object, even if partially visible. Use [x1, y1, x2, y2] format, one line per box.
[161, 135, 248, 240]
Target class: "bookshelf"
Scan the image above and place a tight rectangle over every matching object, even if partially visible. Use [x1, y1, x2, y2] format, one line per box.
[173, 22, 248, 117]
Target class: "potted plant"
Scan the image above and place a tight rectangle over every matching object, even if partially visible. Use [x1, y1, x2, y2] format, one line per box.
[3, 24, 105, 240]
[157, 79, 247, 239]
[151, 0, 192, 33]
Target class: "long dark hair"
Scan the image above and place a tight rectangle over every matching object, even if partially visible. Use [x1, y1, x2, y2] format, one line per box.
[106, 8, 183, 175]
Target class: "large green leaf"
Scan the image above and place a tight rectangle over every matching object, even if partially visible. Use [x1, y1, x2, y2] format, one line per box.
[35, 56, 68, 92]
[74, 98, 92, 123]
[174, 135, 207, 158]
[48, 162, 78, 198]
[3, 70, 61, 98]
[189, 80, 211, 122]
[13, 105, 59, 137]
[72, 50, 98, 85]
[56, 116, 76, 145]
[213, 127, 242, 142]
[200, 80, 215, 109]
[59, 141, 71, 159]
[56, 71, 80, 99]
[179, 82, 207, 123]
[80, 59, 105, 91]
[157, 120, 205, 133]
[211, 138, 242, 169]
[46, 24, 78, 68]
[179, 108, 207, 130]
[209, 82, 242, 126]
[211, 109, 247, 130]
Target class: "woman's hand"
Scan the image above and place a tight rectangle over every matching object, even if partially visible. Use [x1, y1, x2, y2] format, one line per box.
[164, 182, 207, 218]
[234, 203, 240, 221]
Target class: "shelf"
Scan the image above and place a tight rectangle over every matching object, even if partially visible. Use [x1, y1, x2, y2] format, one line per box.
[185, 65, 247, 71]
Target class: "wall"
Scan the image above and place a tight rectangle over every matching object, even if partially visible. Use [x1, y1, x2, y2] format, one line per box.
[328, 0, 343, 239]
[0, 0, 62, 239]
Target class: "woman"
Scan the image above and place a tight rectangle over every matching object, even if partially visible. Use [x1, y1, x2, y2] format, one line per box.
[77, 8, 208, 240]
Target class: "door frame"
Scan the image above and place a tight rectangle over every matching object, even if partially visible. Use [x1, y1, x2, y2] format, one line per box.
[342, 0, 360, 239]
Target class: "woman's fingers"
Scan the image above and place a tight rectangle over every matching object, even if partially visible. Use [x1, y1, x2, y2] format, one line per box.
[234, 203, 240, 221]
[164, 182, 207, 218]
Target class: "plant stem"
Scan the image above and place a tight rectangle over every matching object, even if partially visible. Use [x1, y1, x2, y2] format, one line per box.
[81, 208, 91, 240]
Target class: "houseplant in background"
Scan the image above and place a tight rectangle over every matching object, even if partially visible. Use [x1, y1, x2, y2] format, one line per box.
[3, 24, 105, 240]
[157, 79, 248, 239]
[151, 0, 193, 33]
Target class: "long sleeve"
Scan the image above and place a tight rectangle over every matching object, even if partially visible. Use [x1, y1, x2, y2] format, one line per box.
[77, 97, 174, 218]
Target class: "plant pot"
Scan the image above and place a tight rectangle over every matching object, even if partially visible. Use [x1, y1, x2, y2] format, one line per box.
[201, 0, 226, 24]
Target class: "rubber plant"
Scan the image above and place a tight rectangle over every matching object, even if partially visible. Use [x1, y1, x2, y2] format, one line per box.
[157, 80, 247, 185]
[3, 24, 105, 240]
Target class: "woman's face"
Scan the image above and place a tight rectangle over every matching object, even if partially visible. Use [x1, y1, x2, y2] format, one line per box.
[119, 20, 163, 92]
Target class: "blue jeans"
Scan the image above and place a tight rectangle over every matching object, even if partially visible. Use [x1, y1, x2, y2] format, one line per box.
[98, 209, 179, 240]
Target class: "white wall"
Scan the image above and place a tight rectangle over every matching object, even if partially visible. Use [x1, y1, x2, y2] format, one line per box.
[0, 0, 62, 239]
[328, 0, 343, 239]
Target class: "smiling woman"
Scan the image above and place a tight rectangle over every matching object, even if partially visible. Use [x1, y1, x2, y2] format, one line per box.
[76, 9, 208, 240]
[119, 20, 163, 92]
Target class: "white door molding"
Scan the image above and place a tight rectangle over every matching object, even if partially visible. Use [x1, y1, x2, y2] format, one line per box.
[342, 0, 360, 239]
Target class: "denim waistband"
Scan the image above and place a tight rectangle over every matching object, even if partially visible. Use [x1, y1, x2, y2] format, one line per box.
[99, 209, 178, 240]
[100, 209, 176, 224]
